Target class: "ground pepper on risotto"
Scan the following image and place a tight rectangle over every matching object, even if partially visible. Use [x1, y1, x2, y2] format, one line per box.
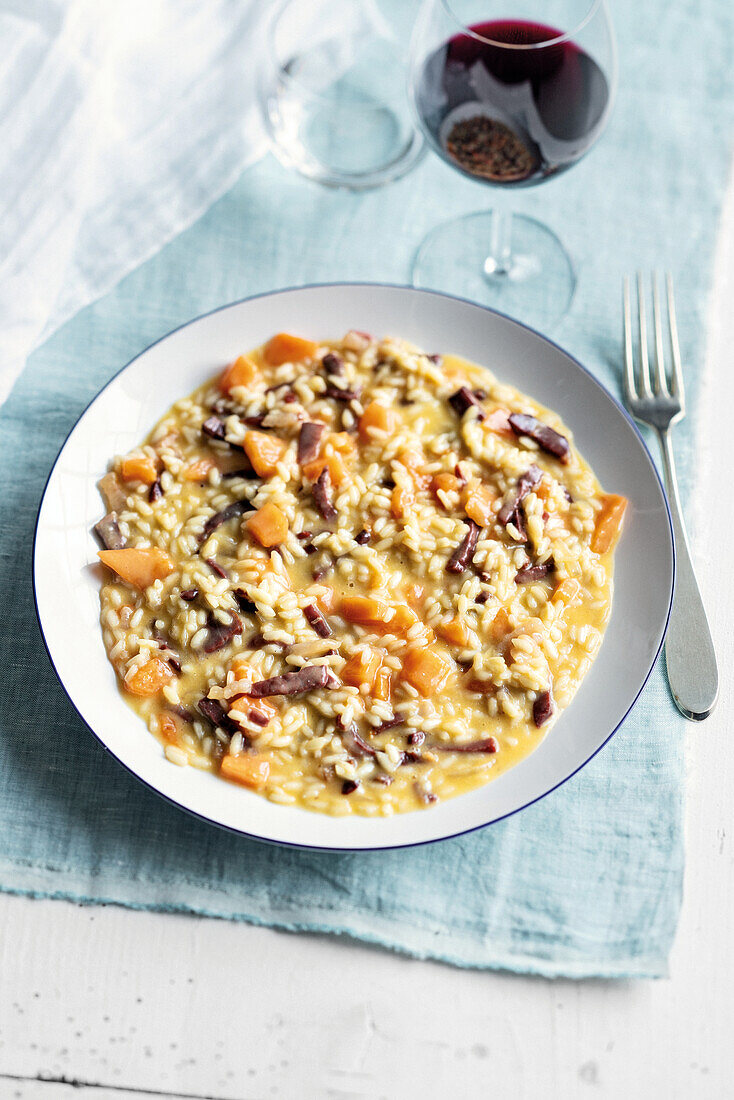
[95, 330, 627, 816]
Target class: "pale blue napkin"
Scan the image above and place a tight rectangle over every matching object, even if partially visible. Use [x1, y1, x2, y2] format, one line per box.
[0, 0, 730, 977]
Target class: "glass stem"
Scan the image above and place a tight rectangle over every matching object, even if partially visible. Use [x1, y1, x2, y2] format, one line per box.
[484, 209, 513, 279]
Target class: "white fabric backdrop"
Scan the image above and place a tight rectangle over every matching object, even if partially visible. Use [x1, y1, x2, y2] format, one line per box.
[0, 0, 267, 405]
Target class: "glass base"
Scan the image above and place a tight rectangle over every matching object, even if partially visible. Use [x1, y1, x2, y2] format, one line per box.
[412, 210, 576, 332]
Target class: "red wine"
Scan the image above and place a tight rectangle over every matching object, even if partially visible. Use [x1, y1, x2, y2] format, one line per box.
[415, 19, 610, 186]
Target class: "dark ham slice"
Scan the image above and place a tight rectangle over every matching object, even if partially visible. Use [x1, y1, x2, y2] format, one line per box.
[248, 708, 271, 728]
[341, 724, 377, 758]
[198, 697, 242, 736]
[297, 421, 325, 465]
[202, 416, 227, 441]
[449, 386, 485, 420]
[148, 479, 163, 503]
[515, 560, 555, 584]
[323, 384, 360, 402]
[312, 468, 337, 521]
[93, 512, 125, 550]
[249, 664, 337, 697]
[507, 507, 528, 542]
[304, 603, 332, 638]
[233, 588, 257, 614]
[341, 779, 359, 795]
[222, 466, 256, 480]
[247, 632, 288, 651]
[508, 413, 570, 463]
[199, 499, 251, 545]
[497, 465, 542, 525]
[170, 705, 195, 723]
[400, 751, 426, 765]
[180, 588, 199, 602]
[439, 737, 499, 754]
[355, 529, 370, 545]
[446, 520, 480, 574]
[533, 690, 553, 728]
[321, 352, 344, 375]
[202, 611, 243, 653]
[205, 557, 229, 579]
[375, 714, 403, 732]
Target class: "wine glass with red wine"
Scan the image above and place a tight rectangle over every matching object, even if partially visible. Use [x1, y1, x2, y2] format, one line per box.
[410, 0, 616, 328]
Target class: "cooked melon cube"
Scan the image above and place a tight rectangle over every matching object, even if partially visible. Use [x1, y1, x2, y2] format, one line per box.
[246, 502, 288, 547]
[263, 333, 318, 366]
[401, 648, 453, 697]
[98, 547, 174, 588]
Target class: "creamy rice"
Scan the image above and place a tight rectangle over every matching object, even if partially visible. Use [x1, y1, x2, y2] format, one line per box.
[94, 331, 627, 815]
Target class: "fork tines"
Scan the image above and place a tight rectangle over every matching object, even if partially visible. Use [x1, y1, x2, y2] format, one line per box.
[623, 272, 685, 409]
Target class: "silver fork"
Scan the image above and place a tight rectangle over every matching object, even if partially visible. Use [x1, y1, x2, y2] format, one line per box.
[623, 272, 718, 720]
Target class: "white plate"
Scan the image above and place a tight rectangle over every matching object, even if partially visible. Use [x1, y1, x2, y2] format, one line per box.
[34, 285, 674, 851]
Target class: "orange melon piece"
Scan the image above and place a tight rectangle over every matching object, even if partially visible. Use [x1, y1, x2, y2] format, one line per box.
[120, 454, 158, 485]
[437, 617, 469, 647]
[552, 578, 582, 608]
[391, 484, 415, 519]
[489, 607, 512, 643]
[389, 604, 420, 633]
[591, 494, 627, 554]
[230, 655, 254, 683]
[263, 333, 318, 366]
[316, 586, 336, 614]
[359, 401, 398, 442]
[485, 407, 514, 437]
[373, 664, 392, 702]
[339, 595, 391, 627]
[220, 754, 270, 788]
[246, 502, 288, 547]
[124, 657, 172, 697]
[405, 582, 424, 607]
[183, 457, 216, 482]
[302, 451, 346, 486]
[158, 713, 180, 744]
[328, 432, 356, 455]
[98, 547, 174, 588]
[432, 472, 462, 502]
[219, 355, 257, 394]
[463, 482, 497, 527]
[397, 450, 432, 491]
[401, 648, 453, 697]
[341, 648, 382, 689]
[243, 431, 287, 478]
[339, 595, 421, 637]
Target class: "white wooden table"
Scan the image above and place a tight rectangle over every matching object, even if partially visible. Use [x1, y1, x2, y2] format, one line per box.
[1, 190, 732, 1100]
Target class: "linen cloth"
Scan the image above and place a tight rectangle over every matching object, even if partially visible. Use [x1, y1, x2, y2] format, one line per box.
[0, 0, 731, 977]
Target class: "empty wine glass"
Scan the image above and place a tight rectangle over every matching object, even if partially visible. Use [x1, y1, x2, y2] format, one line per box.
[260, 0, 425, 190]
[409, 0, 617, 328]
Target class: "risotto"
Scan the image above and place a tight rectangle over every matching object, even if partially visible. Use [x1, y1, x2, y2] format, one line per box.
[94, 330, 627, 816]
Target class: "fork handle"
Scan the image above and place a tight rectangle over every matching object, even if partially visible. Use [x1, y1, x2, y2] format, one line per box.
[657, 428, 718, 720]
